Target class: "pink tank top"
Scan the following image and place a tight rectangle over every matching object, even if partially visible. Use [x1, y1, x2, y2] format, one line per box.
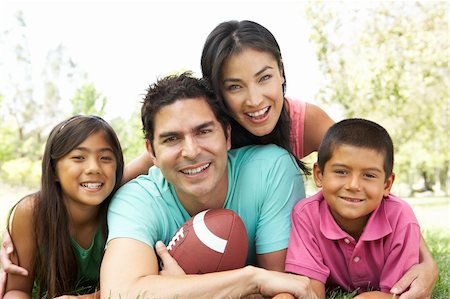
[287, 98, 306, 159]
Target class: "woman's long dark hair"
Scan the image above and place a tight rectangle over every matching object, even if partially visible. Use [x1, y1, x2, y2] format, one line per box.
[8, 115, 124, 298]
[201, 20, 309, 174]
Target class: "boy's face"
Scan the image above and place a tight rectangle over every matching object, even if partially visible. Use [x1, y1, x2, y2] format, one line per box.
[314, 144, 394, 231]
[148, 97, 231, 211]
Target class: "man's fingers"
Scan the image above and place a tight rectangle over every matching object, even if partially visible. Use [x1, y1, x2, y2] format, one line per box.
[155, 241, 171, 263]
[155, 241, 185, 275]
[390, 269, 415, 295]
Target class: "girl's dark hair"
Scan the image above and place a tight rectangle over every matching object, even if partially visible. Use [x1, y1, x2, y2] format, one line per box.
[8, 115, 124, 298]
[201, 20, 308, 174]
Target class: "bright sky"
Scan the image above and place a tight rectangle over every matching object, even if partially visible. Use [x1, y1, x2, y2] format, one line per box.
[1, 0, 324, 121]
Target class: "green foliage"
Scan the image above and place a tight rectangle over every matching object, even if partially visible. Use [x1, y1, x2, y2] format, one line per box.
[71, 83, 107, 116]
[305, 2, 449, 194]
[0, 157, 40, 188]
[110, 109, 146, 164]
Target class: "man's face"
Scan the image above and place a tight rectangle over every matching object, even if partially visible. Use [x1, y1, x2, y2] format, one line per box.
[149, 98, 231, 212]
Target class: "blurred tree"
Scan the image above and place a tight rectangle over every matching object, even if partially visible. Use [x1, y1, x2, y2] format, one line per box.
[0, 11, 84, 162]
[110, 110, 145, 165]
[305, 1, 449, 195]
[71, 83, 107, 116]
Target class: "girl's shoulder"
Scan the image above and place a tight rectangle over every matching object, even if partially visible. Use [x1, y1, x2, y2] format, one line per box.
[9, 193, 39, 230]
[13, 193, 38, 218]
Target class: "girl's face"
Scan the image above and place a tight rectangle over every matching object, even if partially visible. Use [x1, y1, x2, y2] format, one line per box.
[220, 48, 285, 137]
[56, 131, 117, 210]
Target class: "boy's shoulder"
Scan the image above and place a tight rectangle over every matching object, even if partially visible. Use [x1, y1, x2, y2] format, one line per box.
[293, 191, 324, 213]
[382, 193, 419, 226]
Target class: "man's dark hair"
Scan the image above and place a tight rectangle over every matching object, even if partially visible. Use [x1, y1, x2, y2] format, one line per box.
[317, 118, 394, 180]
[141, 72, 230, 146]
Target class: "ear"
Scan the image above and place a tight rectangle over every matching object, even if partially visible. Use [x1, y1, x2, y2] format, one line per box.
[313, 163, 323, 188]
[145, 140, 158, 167]
[226, 125, 232, 151]
[383, 173, 395, 197]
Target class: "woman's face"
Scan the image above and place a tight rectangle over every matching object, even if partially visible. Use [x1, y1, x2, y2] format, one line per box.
[220, 48, 285, 137]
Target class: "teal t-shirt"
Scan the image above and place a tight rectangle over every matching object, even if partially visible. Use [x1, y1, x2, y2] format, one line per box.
[107, 145, 305, 265]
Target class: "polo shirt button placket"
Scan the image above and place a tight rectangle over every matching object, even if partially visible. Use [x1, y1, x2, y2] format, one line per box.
[344, 238, 350, 244]
[353, 256, 360, 263]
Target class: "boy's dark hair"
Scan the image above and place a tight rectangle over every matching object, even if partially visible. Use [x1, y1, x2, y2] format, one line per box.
[317, 118, 394, 180]
[141, 72, 230, 148]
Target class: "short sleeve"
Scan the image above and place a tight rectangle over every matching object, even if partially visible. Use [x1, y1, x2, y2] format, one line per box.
[285, 202, 330, 283]
[107, 180, 161, 248]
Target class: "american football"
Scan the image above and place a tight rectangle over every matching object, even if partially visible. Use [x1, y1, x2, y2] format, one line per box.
[167, 208, 248, 274]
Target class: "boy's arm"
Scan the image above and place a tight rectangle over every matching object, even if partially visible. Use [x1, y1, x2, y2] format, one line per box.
[256, 249, 287, 272]
[353, 291, 397, 298]
[310, 279, 325, 299]
[121, 151, 153, 185]
[100, 238, 315, 299]
[390, 235, 438, 299]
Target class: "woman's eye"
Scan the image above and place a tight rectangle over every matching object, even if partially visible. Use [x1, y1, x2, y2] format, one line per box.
[260, 74, 271, 82]
[226, 84, 240, 91]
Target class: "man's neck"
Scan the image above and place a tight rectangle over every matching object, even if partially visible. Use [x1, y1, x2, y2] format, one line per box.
[177, 175, 229, 216]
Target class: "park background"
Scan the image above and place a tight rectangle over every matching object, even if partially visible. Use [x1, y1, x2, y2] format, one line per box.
[0, 1, 448, 297]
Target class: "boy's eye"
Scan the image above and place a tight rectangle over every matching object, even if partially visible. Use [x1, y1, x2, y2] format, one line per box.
[334, 169, 347, 175]
[363, 173, 377, 179]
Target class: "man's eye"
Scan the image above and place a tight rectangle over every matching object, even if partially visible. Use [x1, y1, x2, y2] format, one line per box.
[199, 129, 212, 135]
[163, 136, 177, 143]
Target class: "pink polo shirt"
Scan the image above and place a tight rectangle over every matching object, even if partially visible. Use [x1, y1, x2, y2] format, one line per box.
[287, 98, 306, 159]
[285, 191, 420, 293]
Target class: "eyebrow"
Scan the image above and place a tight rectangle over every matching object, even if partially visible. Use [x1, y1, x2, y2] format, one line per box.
[331, 163, 383, 173]
[73, 147, 114, 153]
[158, 121, 215, 139]
[222, 65, 273, 84]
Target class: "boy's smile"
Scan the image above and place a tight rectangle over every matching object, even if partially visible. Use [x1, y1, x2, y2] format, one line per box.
[314, 144, 394, 238]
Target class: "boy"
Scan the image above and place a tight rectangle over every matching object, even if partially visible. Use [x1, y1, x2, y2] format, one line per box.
[285, 118, 420, 298]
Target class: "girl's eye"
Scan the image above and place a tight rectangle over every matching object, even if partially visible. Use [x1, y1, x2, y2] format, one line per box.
[101, 156, 114, 161]
[71, 156, 84, 160]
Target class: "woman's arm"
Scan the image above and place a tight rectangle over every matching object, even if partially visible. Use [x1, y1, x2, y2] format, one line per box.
[303, 103, 334, 157]
[4, 197, 37, 298]
[121, 151, 154, 185]
[390, 235, 438, 299]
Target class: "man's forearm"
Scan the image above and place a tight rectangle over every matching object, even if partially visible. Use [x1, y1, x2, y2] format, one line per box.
[102, 266, 259, 299]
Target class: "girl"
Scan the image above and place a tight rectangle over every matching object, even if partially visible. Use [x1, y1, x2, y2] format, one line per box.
[4, 115, 124, 298]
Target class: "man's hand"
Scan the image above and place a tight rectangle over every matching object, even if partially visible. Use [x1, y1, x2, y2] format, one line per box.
[390, 263, 437, 299]
[155, 241, 185, 276]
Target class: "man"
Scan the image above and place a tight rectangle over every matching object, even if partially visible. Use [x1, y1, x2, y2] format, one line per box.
[100, 73, 314, 298]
